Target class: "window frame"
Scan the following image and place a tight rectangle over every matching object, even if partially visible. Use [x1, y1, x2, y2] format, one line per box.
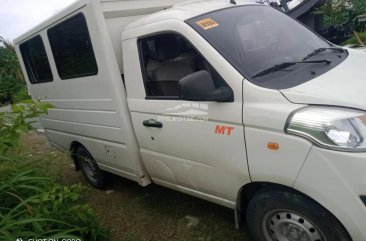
[19, 35, 53, 84]
[137, 34, 181, 100]
[47, 12, 98, 80]
[137, 31, 230, 100]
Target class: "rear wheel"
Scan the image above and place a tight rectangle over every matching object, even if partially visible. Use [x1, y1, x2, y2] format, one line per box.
[246, 188, 351, 241]
[76, 146, 109, 189]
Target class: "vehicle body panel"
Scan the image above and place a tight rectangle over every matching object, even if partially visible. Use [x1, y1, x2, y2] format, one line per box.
[281, 49, 366, 110]
[242, 80, 312, 186]
[123, 20, 250, 207]
[295, 147, 366, 241]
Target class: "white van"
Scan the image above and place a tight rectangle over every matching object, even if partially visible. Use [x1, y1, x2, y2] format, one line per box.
[14, 0, 366, 240]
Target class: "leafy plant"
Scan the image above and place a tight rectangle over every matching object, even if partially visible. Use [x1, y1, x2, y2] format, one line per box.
[0, 100, 109, 240]
[0, 169, 109, 240]
[30, 184, 108, 240]
[322, 0, 366, 30]
[0, 100, 52, 156]
[12, 86, 31, 103]
[0, 37, 25, 104]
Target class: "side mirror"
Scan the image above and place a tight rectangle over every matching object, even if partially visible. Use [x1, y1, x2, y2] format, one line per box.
[178, 70, 234, 102]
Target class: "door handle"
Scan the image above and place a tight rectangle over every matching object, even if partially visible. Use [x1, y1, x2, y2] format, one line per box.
[143, 119, 163, 128]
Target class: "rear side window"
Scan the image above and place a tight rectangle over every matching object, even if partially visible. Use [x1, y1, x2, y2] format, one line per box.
[19, 35, 53, 84]
[47, 13, 98, 80]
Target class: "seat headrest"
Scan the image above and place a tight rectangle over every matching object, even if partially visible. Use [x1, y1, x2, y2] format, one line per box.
[155, 35, 181, 61]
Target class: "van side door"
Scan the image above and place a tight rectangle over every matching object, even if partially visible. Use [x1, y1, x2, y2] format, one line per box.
[123, 22, 250, 206]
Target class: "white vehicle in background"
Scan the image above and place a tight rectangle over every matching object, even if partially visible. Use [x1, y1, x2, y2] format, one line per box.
[14, 0, 366, 240]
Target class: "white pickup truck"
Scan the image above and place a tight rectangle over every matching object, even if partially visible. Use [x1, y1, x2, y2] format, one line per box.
[14, 0, 366, 240]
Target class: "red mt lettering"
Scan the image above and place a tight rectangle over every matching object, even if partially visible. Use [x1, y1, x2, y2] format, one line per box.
[215, 125, 234, 135]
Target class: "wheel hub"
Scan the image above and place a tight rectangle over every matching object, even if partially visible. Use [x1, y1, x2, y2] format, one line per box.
[262, 210, 326, 241]
[81, 156, 99, 181]
[289, 230, 299, 239]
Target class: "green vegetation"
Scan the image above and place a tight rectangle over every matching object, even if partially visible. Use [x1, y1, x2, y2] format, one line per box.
[0, 100, 51, 154]
[322, 0, 366, 30]
[11, 87, 31, 104]
[0, 101, 109, 240]
[343, 32, 366, 45]
[0, 37, 30, 105]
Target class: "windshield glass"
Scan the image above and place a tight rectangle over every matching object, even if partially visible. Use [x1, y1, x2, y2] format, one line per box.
[186, 5, 344, 89]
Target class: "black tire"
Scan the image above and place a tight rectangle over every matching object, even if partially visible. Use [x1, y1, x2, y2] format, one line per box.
[76, 146, 109, 189]
[246, 188, 351, 241]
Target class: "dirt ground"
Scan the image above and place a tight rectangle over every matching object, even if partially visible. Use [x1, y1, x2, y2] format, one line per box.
[22, 133, 252, 241]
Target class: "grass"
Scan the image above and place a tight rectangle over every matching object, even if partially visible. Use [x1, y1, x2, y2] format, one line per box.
[5, 134, 68, 183]
[2, 133, 109, 240]
[17, 133, 252, 241]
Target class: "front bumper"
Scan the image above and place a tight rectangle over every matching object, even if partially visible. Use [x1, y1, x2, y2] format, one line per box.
[294, 146, 366, 241]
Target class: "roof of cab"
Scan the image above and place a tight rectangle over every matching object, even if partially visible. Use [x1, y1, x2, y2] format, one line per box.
[124, 0, 234, 31]
[14, 0, 254, 44]
[122, 0, 256, 38]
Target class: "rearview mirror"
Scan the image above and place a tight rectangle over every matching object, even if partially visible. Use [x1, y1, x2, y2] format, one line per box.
[178, 70, 234, 102]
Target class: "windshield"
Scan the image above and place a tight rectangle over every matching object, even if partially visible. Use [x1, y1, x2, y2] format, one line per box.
[186, 5, 347, 89]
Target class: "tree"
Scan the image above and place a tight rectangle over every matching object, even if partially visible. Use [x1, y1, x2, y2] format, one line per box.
[323, 0, 366, 29]
[0, 37, 25, 104]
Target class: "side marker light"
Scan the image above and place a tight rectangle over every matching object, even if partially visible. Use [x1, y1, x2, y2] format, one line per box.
[268, 142, 279, 151]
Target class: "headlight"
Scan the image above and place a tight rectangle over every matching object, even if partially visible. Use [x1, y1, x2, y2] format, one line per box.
[286, 107, 366, 152]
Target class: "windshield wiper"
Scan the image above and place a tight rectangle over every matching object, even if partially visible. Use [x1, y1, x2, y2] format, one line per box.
[303, 47, 345, 61]
[252, 60, 331, 78]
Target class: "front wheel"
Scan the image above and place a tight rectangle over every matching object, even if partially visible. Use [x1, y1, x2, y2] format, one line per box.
[246, 188, 351, 241]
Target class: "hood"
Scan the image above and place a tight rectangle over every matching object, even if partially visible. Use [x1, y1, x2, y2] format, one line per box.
[280, 49, 366, 111]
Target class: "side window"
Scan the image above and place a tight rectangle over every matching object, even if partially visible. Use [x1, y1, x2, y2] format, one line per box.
[47, 13, 98, 80]
[19, 35, 53, 84]
[138, 33, 228, 99]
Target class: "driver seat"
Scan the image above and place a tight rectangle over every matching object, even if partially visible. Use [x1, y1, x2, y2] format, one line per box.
[150, 35, 195, 96]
